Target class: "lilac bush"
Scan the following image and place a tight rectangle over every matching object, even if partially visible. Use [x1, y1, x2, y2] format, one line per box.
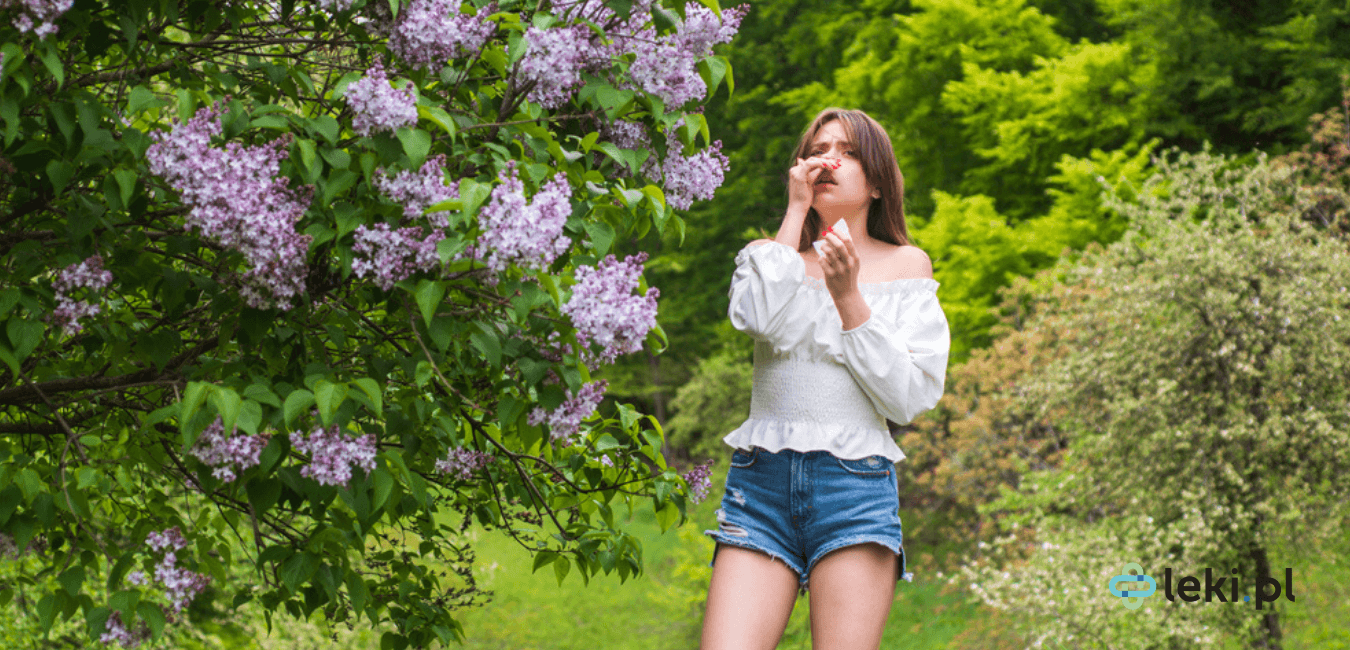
[1, 0, 743, 645]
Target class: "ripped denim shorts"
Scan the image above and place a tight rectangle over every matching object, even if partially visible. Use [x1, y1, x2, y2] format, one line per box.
[703, 446, 910, 591]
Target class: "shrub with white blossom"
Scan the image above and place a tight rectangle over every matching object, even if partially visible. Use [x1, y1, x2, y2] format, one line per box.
[0, 0, 742, 645]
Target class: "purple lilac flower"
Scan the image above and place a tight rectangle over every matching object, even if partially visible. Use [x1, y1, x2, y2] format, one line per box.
[154, 551, 211, 612]
[6, 0, 73, 38]
[682, 460, 713, 504]
[388, 0, 496, 70]
[146, 527, 188, 553]
[315, 0, 357, 12]
[617, 3, 745, 108]
[658, 135, 729, 210]
[345, 59, 418, 136]
[140, 528, 209, 614]
[49, 255, 113, 336]
[146, 106, 313, 310]
[100, 611, 149, 648]
[435, 447, 493, 480]
[351, 223, 444, 290]
[516, 25, 604, 109]
[126, 571, 147, 586]
[289, 424, 378, 486]
[373, 155, 460, 222]
[528, 379, 608, 443]
[560, 253, 659, 364]
[474, 165, 573, 274]
[189, 417, 271, 482]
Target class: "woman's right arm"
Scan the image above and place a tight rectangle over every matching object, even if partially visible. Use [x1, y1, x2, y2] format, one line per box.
[727, 240, 805, 342]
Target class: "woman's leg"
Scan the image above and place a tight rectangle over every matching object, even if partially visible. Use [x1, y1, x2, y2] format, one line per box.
[700, 545, 801, 650]
[807, 543, 898, 650]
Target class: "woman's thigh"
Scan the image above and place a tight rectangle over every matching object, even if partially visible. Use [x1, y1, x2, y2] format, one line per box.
[700, 545, 800, 650]
[807, 543, 898, 650]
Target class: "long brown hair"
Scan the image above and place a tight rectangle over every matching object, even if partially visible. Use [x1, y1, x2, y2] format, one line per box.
[790, 108, 908, 252]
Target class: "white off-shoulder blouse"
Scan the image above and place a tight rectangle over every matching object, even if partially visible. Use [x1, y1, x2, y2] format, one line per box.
[723, 240, 951, 462]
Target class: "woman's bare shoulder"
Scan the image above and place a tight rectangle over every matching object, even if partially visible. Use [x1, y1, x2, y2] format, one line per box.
[876, 244, 933, 281]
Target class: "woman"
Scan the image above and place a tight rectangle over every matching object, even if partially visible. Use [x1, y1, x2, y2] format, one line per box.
[700, 108, 950, 650]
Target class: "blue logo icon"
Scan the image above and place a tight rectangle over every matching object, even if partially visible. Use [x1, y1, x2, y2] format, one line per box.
[1107, 562, 1157, 610]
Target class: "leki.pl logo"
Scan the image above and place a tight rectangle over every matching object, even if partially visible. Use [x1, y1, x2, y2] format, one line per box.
[1107, 563, 1297, 610]
[1107, 563, 1157, 609]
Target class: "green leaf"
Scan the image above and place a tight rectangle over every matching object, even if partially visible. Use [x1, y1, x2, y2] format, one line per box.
[470, 323, 501, 367]
[109, 590, 140, 619]
[414, 280, 445, 328]
[417, 105, 457, 138]
[180, 382, 211, 437]
[247, 478, 283, 513]
[45, 160, 74, 194]
[6, 318, 42, 361]
[37, 594, 57, 631]
[371, 468, 395, 511]
[656, 500, 679, 532]
[57, 566, 85, 597]
[283, 389, 316, 428]
[313, 380, 347, 426]
[395, 127, 432, 167]
[236, 399, 263, 436]
[210, 387, 243, 437]
[584, 221, 616, 257]
[242, 383, 281, 407]
[351, 377, 383, 418]
[36, 42, 64, 87]
[137, 602, 166, 639]
[553, 555, 571, 585]
[531, 550, 558, 574]
[280, 553, 320, 593]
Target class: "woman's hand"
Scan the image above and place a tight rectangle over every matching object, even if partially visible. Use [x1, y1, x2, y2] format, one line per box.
[817, 229, 871, 329]
[787, 157, 841, 212]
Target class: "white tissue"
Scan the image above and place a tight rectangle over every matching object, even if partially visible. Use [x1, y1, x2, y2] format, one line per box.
[812, 219, 850, 256]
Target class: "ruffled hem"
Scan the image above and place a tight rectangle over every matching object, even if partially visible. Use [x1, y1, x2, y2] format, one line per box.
[722, 418, 906, 463]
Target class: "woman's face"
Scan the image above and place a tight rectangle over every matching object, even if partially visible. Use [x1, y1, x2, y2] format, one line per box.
[807, 120, 877, 213]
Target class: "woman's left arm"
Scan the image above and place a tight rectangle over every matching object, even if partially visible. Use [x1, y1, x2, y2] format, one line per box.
[817, 233, 950, 423]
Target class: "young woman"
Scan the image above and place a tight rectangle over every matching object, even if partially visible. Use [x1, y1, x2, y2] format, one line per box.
[700, 108, 950, 650]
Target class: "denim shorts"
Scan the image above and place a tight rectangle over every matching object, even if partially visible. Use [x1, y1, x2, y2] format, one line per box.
[704, 446, 909, 591]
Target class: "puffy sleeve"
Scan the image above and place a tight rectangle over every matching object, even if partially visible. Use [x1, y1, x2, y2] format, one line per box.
[727, 241, 805, 343]
[838, 288, 950, 425]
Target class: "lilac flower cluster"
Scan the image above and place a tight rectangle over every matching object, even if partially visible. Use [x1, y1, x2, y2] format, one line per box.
[374, 155, 460, 222]
[388, 0, 496, 70]
[100, 611, 149, 648]
[315, 0, 357, 12]
[352, 224, 444, 290]
[145, 106, 313, 310]
[474, 165, 573, 274]
[658, 134, 729, 210]
[50, 255, 112, 336]
[6, 0, 73, 38]
[560, 253, 659, 364]
[289, 424, 378, 486]
[435, 447, 493, 480]
[189, 417, 271, 482]
[516, 25, 605, 109]
[682, 460, 713, 504]
[345, 59, 418, 136]
[528, 380, 608, 443]
[619, 3, 747, 108]
[142, 527, 210, 613]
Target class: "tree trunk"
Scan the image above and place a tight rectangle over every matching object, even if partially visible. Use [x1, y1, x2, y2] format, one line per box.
[1251, 545, 1283, 650]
